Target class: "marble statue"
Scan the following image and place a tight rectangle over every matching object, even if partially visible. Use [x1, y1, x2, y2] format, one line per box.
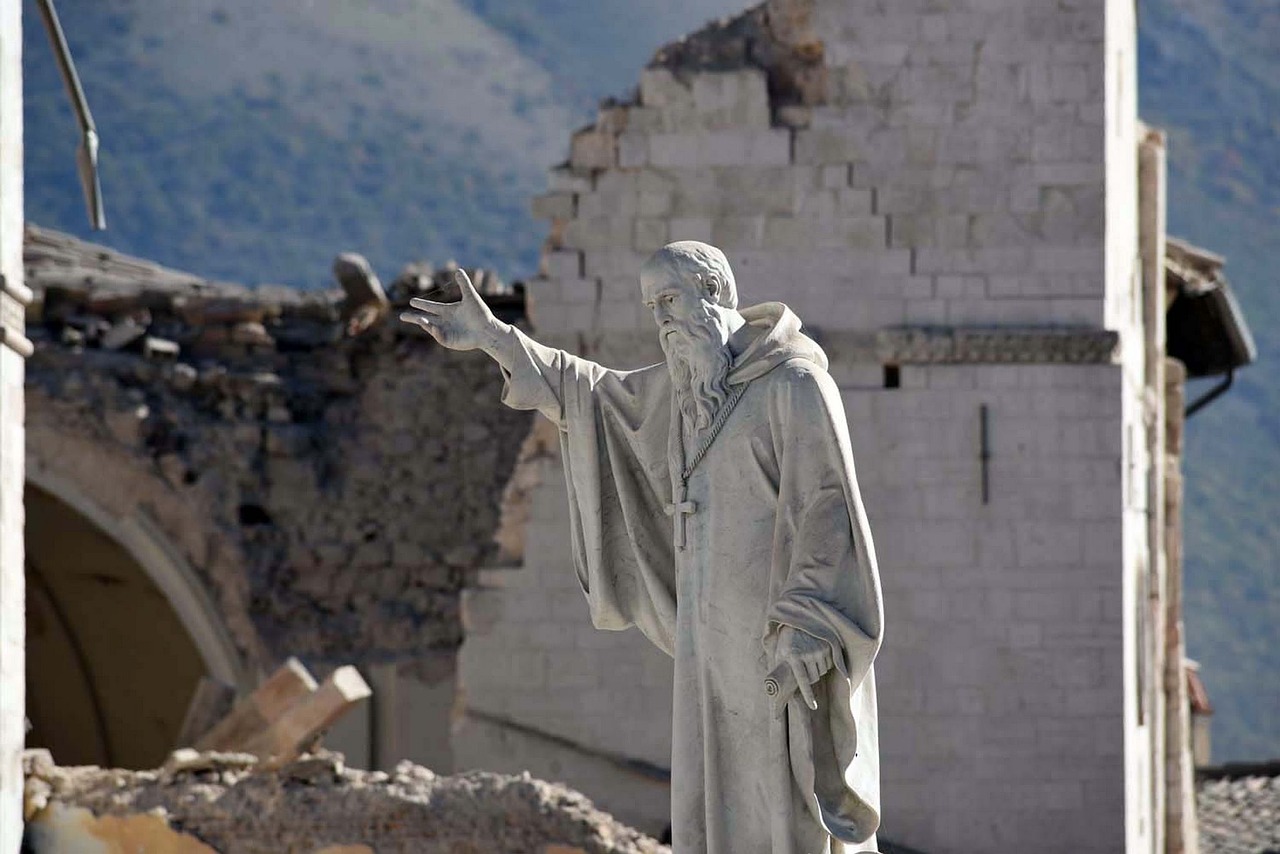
[401, 242, 884, 854]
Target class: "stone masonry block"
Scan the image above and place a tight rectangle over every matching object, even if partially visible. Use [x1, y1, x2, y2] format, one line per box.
[838, 188, 874, 215]
[691, 69, 771, 129]
[914, 247, 1034, 275]
[668, 216, 714, 243]
[710, 216, 766, 250]
[1049, 63, 1089, 102]
[816, 216, 888, 250]
[715, 166, 810, 215]
[597, 294, 644, 331]
[640, 67, 694, 109]
[531, 192, 575, 220]
[633, 217, 669, 252]
[795, 128, 860, 165]
[547, 166, 592, 193]
[596, 105, 629, 135]
[624, 106, 666, 133]
[821, 164, 852, 189]
[1033, 162, 1105, 185]
[650, 130, 792, 168]
[618, 133, 648, 168]
[795, 189, 839, 219]
[541, 249, 583, 280]
[648, 134, 701, 168]
[710, 130, 792, 166]
[636, 190, 672, 218]
[577, 188, 642, 221]
[1033, 247, 1102, 274]
[563, 217, 634, 250]
[763, 216, 814, 250]
[570, 129, 617, 172]
[936, 276, 987, 300]
[584, 249, 649, 280]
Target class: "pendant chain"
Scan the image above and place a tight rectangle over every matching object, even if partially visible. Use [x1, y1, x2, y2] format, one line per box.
[680, 382, 748, 482]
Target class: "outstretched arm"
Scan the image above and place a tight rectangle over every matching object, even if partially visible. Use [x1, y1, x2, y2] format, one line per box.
[399, 269, 518, 372]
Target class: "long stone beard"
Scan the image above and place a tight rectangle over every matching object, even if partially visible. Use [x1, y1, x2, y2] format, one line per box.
[661, 304, 732, 432]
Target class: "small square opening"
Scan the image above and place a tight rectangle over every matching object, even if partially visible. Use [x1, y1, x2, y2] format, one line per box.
[883, 364, 901, 389]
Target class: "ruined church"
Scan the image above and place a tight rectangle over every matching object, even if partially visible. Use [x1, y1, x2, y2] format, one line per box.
[4, 0, 1259, 852]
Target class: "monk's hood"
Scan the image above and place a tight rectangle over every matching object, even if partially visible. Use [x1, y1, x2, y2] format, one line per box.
[725, 302, 828, 385]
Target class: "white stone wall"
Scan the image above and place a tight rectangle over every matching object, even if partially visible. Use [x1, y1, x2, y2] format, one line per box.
[455, 436, 674, 835]
[844, 364, 1127, 852]
[0, 0, 23, 847]
[457, 0, 1156, 849]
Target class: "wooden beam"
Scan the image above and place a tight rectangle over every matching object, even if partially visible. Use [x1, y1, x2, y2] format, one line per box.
[240, 666, 371, 764]
[195, 657, 317, 752]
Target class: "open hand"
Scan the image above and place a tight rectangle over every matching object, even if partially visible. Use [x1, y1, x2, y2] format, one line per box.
[399, 269, 500, 351]
[777, 625, 834, 711]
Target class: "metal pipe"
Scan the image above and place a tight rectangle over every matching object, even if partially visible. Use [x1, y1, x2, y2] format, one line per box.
[1185, 369, 1233, 418]
[35, 0, 106, 229]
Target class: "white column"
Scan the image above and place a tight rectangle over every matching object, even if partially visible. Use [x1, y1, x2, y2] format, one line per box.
[0, 0, 26, 849]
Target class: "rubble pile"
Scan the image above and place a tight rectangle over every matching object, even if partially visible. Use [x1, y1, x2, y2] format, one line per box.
[23, 749, 667, 854]
[23, 225, 533, 669]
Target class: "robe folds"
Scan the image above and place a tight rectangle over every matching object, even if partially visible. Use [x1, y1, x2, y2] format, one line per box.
[499, 302, 884, 854]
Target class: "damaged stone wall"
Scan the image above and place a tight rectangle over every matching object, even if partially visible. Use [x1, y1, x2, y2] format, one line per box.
[22, 749, 665, 854]
[463, 0, 1151, 848]
[23, 225, 534, 676]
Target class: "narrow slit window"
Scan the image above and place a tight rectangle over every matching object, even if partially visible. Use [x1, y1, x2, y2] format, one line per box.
[883, 364, 901, 389]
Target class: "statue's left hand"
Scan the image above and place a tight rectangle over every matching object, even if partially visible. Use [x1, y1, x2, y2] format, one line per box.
[776, 625, 833, 710]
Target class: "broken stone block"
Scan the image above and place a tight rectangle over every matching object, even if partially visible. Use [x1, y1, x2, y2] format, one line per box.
[230, 321, 275, 348]
[143, 336, 180, 360]
[169, 363, 198, 392]
[570, 127, 617, 172]
[101, 317, 147, 351]
[282, 750, 344, 784]
[162, 748, 258, 777]
[334, 252, 390, 337]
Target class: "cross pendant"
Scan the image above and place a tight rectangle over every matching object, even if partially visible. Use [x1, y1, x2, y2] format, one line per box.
[665, 479, 697, 551]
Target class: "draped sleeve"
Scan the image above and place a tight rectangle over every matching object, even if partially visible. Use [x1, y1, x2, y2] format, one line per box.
[762, 359, 884, 845]
[499, 328, 680, 655]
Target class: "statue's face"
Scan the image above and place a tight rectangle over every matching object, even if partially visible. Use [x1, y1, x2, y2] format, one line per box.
[640, 263, 713, 343]
[640, 260, 733, 429]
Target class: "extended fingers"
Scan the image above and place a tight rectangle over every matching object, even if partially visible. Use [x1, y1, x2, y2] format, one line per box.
[408, 296, 450, 313]
[790, 659, 818, 710]
[398, 312, 445, 342]
[454, 269, 480, 301]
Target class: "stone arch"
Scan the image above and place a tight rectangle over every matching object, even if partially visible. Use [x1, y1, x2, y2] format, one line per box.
[26, 466, 246, 689]
[25, 468, 248, 768]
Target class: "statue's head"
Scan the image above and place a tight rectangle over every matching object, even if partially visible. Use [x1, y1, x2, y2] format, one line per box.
[640, 241, 740, 429]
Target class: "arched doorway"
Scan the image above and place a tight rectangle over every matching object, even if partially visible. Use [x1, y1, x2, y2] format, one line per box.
[24, 483, 241, 769]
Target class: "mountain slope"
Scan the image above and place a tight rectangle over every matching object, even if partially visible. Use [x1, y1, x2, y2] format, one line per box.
[1138, 0, 1280, 763]
[22, 0, 744, 286]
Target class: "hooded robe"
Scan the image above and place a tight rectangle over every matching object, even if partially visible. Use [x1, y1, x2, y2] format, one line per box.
[499, 302, 883, 853]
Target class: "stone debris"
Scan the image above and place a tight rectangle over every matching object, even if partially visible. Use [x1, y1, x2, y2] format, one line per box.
[23, 750, 668, 854]
[334, 252, 390, 337]
[23, 224, 535, 669]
